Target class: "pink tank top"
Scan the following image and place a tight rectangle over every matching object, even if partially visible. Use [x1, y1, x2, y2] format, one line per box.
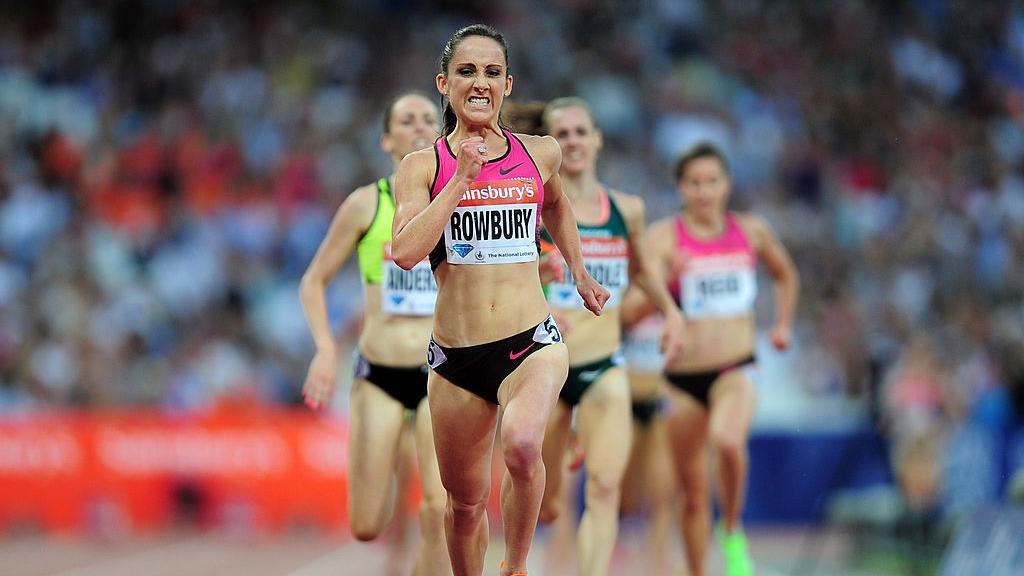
[429, 130, 544, 269]
[672, 213, 757, 319]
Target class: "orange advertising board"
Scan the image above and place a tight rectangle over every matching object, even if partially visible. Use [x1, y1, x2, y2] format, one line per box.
[0, 408, 350, 535]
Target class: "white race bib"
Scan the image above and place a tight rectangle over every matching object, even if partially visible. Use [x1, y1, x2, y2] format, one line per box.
[444, 179, 538, 265]
[381, 246, 437, 316]
[680, 263, 756, 318]
[548, 237, 629, 309]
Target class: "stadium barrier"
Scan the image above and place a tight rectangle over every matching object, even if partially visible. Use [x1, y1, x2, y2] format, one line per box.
[0, 406, 352, 535]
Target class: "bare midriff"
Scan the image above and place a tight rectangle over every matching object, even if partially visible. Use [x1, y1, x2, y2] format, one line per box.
[359, 284, 434, 366]
[558, 306, 622, 366]
[665, 314, 756, 373]
[431, 261, 549, 347]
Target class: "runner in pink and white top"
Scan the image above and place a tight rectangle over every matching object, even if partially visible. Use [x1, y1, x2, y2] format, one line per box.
[429, 128, 545, 269]
[671, 212, 759, 321]
[390, 24, 609, 576]
[643, 142, 800, 576]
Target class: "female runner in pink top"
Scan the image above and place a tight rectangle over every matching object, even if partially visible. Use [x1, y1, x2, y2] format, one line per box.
[644, 143, 799, 576]
[391, 24, 609, 576]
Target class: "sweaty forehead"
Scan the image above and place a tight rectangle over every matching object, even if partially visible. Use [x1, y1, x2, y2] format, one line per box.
[451, 36, 506, 67]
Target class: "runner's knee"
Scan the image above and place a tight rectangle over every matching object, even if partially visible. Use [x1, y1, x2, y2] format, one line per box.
[350, 514, 387, 542]
[503, 431, 543, 479]
[347, 484, 392, 541]
[711, 426, 745, 462]
[419, 491, 446, 529]
[679, 470, 709, 516]
[681, 489, 710, 517]
[538, 496, 563, 524]
[448, 494, 488, 532]
[586, 468, 623, 508]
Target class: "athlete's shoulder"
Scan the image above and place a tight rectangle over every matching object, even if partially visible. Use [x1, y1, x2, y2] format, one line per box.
[608, 189, 645, 218]
[514, 132, 555, 146]
[334, 182, 380, 231]
[731, 210, 769, 231]
[344, 182, 379, 211]
[646, 215, 678, 246]
[732, 211, 774, 246]
[399, 146, 437, 172]
[395, 146, 438, 191]
[517, 133, 559, 161]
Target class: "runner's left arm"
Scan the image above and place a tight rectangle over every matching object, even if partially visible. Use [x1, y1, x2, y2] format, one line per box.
[536, 137, 609, 316]
[746, 213, 799, 350]
[618, 193, 685, 362]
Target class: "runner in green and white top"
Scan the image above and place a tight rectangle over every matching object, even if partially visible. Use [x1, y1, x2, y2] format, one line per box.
[299, 93, 449, 576]
[536, 97, 685, 576]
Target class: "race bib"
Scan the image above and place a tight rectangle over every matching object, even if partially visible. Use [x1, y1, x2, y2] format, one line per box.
[680, 264, 756, 318]
[381, 257, 437, 316]
[548, 236, 629, 310]
[444, 179, 539, 265]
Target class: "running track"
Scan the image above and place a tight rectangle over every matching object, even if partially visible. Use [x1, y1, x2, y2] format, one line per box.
[2, 527, 882, 575]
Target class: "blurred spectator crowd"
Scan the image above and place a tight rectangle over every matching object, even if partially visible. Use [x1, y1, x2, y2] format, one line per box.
[0, 0, 1023, 510]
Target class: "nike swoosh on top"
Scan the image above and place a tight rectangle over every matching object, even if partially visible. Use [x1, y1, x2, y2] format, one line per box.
[509, 342, 536, 360]
[498, 162, 525, 176]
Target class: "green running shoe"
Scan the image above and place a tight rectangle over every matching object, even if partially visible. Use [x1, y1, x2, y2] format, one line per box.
[717, 522, 754, 576]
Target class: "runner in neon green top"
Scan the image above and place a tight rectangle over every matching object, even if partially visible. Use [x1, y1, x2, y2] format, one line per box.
[299, 93, 449, 575]
[355, 177, 396, 286]
[357, 177, 439, 316]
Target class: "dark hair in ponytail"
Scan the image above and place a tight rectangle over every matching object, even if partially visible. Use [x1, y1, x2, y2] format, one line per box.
[438, 24, 510, 137]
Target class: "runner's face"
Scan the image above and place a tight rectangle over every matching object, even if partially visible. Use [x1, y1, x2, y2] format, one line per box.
[547, 106, 602, 178]
[382, 95, 439, 160]
[678, 157, 730, 221]
[437, 36, 512, 128]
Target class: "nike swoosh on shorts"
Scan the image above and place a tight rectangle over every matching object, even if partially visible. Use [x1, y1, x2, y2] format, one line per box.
[509, 342, 536, 360]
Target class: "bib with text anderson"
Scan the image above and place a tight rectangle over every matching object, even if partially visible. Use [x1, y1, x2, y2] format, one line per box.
[381, 244, 437, 316]
[444, 178, 539, 265]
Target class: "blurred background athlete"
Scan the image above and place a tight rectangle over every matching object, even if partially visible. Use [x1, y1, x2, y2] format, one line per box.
[644, 142, 800, 576]
[618, 288, 678, 575]
[300, 93, 450, 576]
[537, 97, 684, 576]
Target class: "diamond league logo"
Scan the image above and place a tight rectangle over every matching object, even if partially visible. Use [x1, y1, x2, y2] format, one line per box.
[452, 243, 474, 258]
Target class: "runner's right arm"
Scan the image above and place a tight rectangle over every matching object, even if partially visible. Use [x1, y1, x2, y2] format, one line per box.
[392, 137, 486, 269]
[299, 185, 376, 408]
[299, 185, 376, 354]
